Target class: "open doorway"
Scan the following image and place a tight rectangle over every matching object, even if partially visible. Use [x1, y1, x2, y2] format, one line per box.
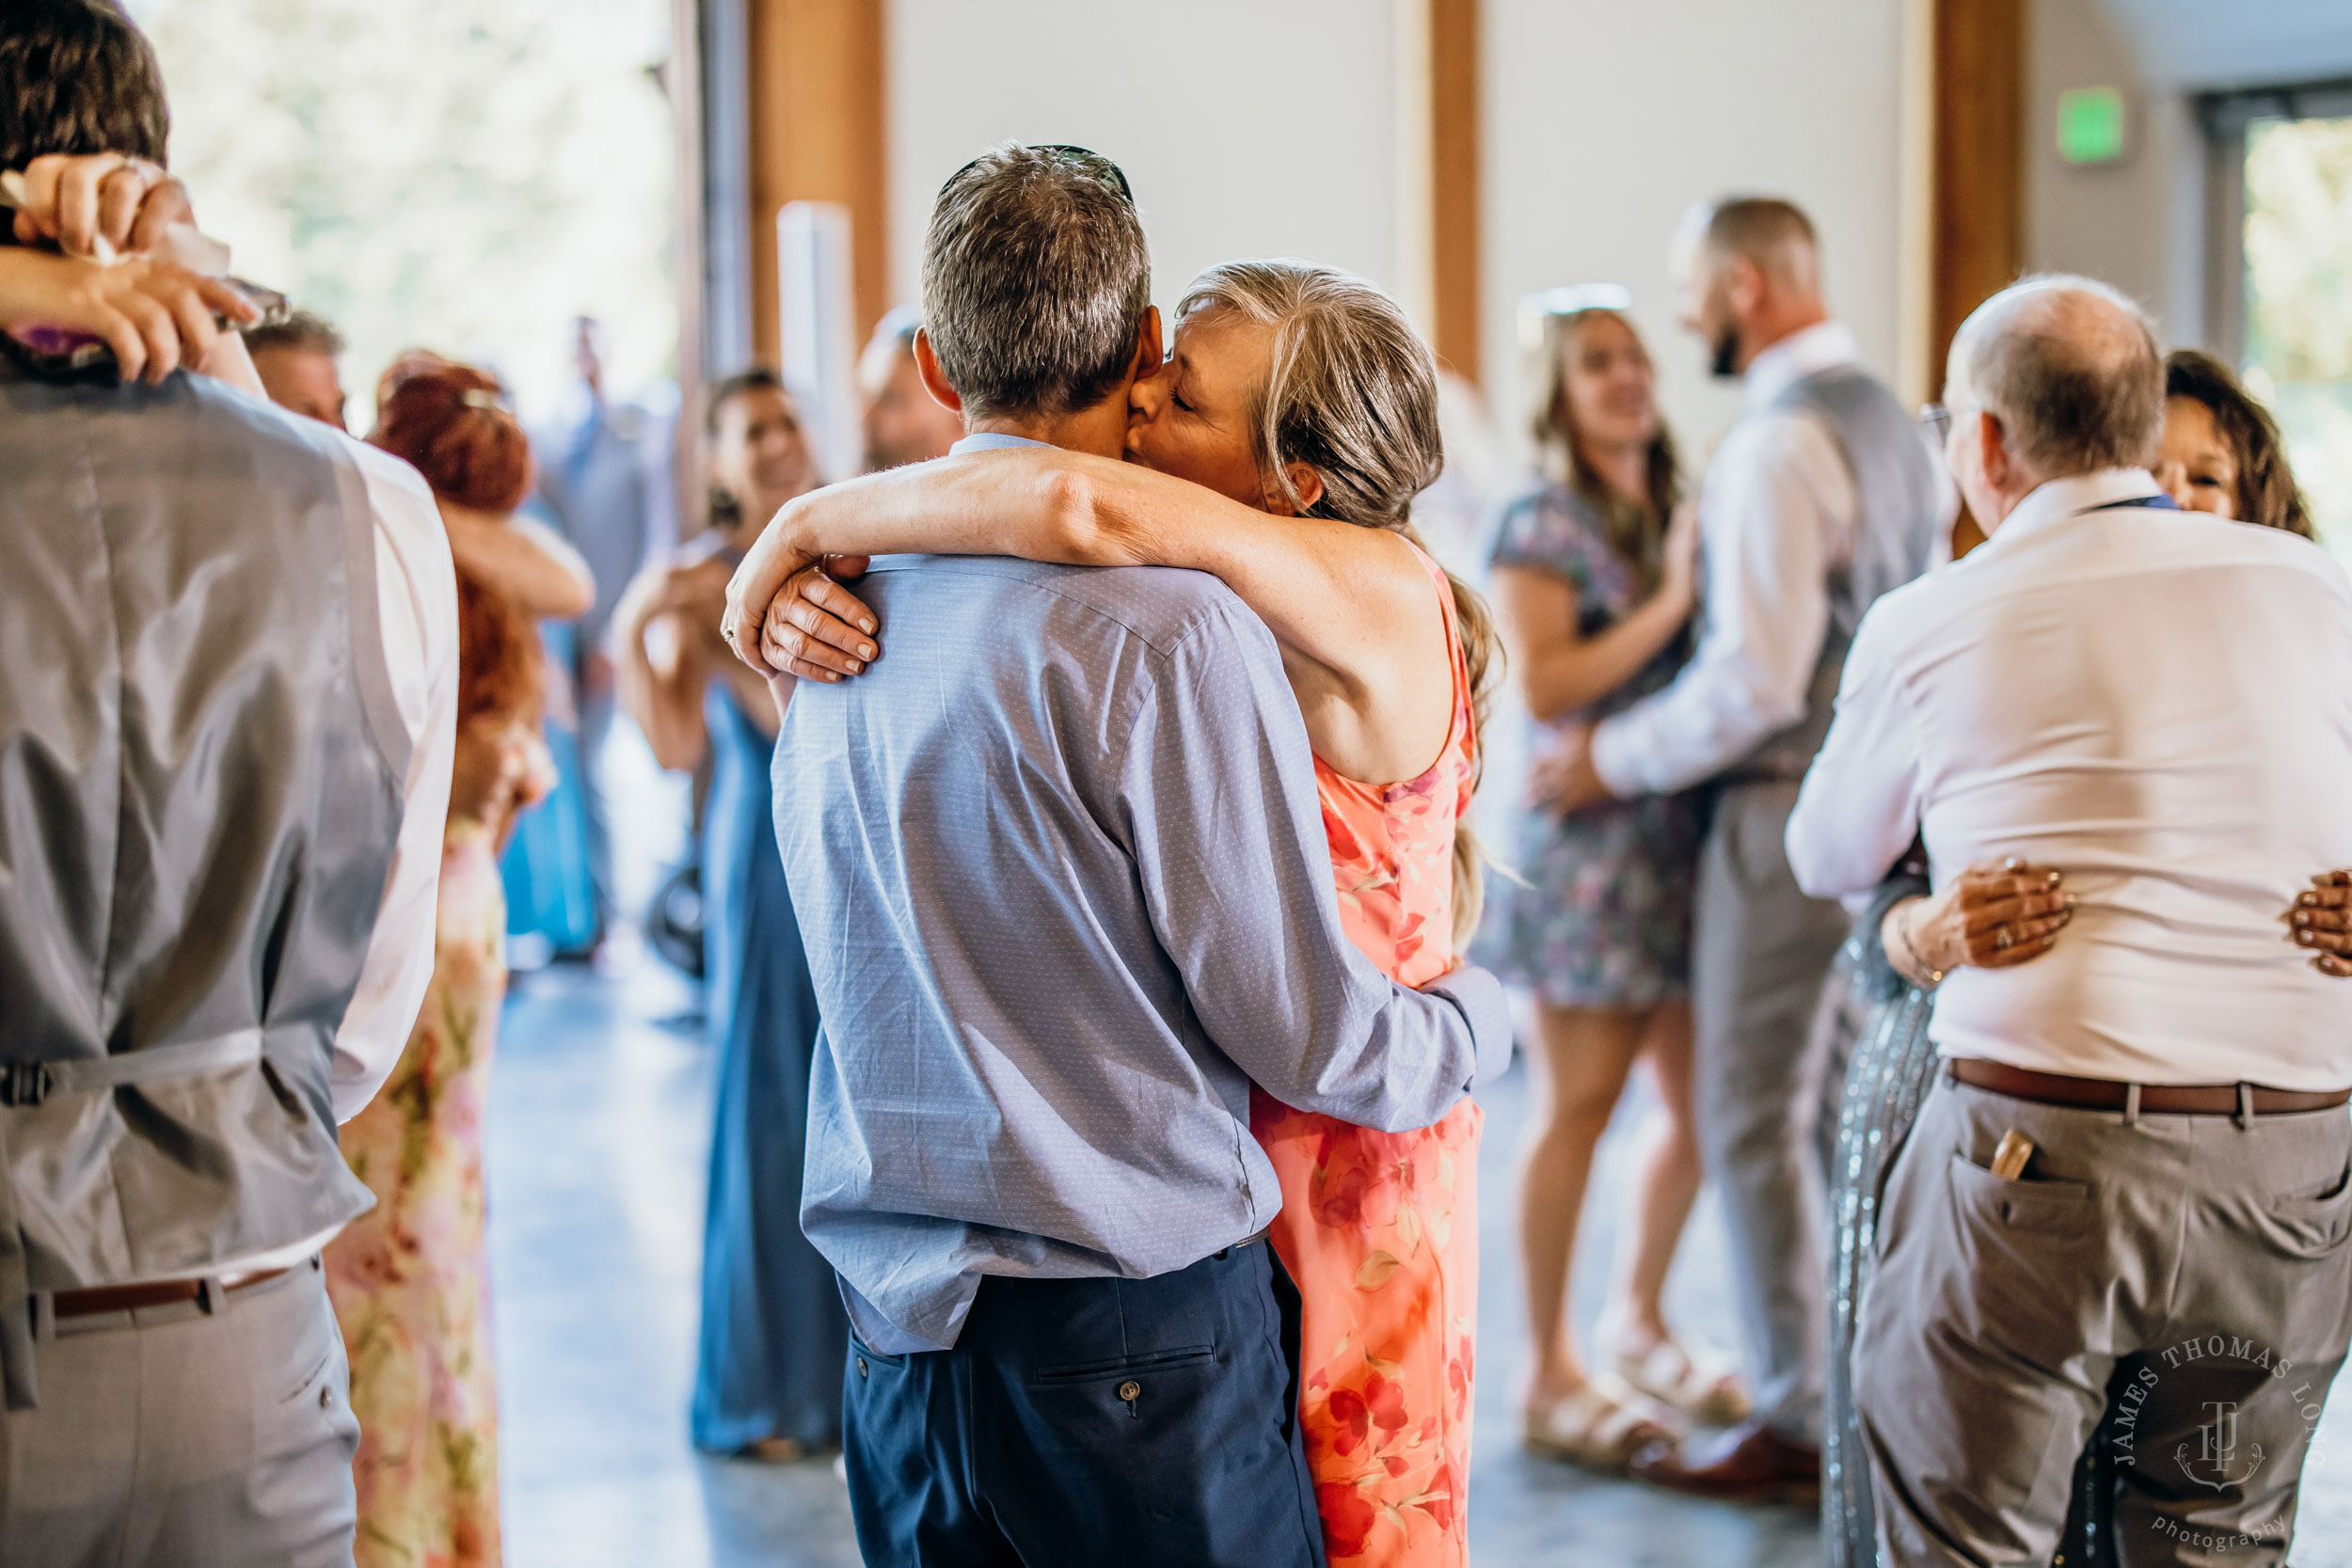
[2206, 78, 2352, 560]
[2244, 109, 2352, 555]
[129, 0, 678, 430]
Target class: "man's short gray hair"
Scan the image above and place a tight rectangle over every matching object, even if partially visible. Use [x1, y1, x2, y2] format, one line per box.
[920, 142, 1150, 420]
[1953, 273, 2164, 479]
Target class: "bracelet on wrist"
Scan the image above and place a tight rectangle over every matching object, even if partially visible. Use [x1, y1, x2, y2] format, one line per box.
[1893, 901, 1946, 990]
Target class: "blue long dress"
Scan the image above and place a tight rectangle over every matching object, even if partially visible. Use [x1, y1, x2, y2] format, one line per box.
[501, 622, 599, 956]
[690, 682, 848, 1452]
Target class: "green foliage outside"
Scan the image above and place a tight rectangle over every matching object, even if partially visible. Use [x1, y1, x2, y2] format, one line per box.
[2244, 115, 2352, 561]
[130, 0, 677, 426]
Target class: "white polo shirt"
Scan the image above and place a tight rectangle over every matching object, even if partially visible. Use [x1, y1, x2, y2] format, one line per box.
[1787, 467, 2352, 1089]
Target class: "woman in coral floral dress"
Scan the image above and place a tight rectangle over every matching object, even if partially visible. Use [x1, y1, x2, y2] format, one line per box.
[1253, 544, 1481, 1564]
[745, 259, 1496, 1566]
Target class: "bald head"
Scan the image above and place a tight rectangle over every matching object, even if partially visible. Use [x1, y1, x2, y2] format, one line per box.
[1948, 275, 2163, 482]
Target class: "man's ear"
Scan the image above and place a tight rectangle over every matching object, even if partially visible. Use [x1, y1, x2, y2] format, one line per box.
[1131, 306, 1165, 380]
[1972, 408, 2013, 492]
[912, 328, 963, 415]
[1724, 255, 1766, 322]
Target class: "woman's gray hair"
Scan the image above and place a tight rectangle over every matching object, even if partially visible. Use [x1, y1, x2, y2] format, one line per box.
[1178, 260, 1443, 527]
[1177, 259, 1500, 942]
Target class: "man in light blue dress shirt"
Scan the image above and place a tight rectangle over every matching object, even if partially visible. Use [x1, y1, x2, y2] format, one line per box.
[743, 145, 1511, 1565]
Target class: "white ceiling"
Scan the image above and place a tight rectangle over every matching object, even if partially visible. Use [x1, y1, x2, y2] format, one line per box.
[2096, 0, 2352, 89]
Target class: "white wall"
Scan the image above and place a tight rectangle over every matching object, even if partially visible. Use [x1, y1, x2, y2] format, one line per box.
[1482, 0, 1915, 469]
[886, 0, 1404, 324]
[885, 0, 1917, 474]
[2098, 0, 2352, 92]
[2024, 0, 2205, 345]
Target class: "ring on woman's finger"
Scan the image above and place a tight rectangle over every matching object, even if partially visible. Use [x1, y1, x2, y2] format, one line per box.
[1994, 927, 2014, 951]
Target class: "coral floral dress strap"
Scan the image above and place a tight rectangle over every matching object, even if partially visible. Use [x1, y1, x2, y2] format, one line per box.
[1252, 540, 1483, 1566]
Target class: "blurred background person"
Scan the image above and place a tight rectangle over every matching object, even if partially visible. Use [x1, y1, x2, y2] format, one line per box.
[1481, 290, 1742, 1470]
[243, 307, 350, 428]
[532, 314, 678, 951]
[614, 368, 844, 1461]
[399, 349, 597, 972]
[2156, 347, 2319, 537]
[326, 355, 575, 1568]
[855, 304, 965, 471]
[364, 355, 595, 624]
[1537, 198, 1947, 1499]
[353, 357, 593, 970]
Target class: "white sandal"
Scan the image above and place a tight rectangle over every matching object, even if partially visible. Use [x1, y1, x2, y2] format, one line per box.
[1522, 1378, 1678, 1473]
[1609, 1337, 1751, 1428]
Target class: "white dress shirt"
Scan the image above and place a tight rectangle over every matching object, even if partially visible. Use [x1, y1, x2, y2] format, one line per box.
[1787, 468, 2352, 1089]
[336, 438, 462, 1117]
[1592, 321, 1864, 796]
[202, 436, 459, 1281]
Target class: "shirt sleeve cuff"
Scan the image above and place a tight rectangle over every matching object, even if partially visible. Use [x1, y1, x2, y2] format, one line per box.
[1588, 717, 1643, 799]
[1427, 965, 1515, 1089]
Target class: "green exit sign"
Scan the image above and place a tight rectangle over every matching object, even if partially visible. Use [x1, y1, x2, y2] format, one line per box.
[2058, 86, 2127, 165]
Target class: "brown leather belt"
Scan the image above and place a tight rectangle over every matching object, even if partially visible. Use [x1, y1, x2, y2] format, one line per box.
[52, 1266, 292, 1322]
[1947, 1058, 2352, 1116]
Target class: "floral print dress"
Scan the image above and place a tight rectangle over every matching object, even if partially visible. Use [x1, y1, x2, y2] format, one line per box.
[1474, 481, 1704, 1006]
[1250, 545, 1482, 1566]
[325, 722, 551, 1568]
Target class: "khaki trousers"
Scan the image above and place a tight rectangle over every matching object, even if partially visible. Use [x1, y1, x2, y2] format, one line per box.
[1857, 1077, 2352, 1566]
[0, 1258, 359, 1568]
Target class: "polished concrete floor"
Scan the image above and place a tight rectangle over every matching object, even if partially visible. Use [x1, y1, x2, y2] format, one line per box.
[486, 955, 2352, 1566]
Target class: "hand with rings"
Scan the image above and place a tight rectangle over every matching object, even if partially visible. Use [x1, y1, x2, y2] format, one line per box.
[7, 152, 188, 262]
[1883, 858, 2074, 987]
[2290, 869, 2352, 978]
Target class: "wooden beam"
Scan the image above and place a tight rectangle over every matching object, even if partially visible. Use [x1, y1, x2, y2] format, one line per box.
[745, 0, 888, 365]
[1428, 0, 1481, 386]
[1929, 0, 2026, 386]
[668, 0, 711, 531]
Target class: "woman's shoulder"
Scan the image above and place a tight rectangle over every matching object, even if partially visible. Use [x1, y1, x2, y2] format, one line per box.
[1489, 477, 1610, 573]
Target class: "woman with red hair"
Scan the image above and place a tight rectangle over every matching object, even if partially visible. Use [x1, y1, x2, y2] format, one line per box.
[324, 354, 588, 1568]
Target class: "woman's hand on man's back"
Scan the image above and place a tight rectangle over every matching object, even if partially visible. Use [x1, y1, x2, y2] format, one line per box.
[2291, 871, 2352, 977]
[757, 559, 878, 683]
[1883, 860, 2073, 986]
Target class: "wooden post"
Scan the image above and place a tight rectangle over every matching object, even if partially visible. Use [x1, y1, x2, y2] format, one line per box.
[1428, 0, 1482, 386]
[745, 0, 889, 365]
[1930, 0, 2026, 386]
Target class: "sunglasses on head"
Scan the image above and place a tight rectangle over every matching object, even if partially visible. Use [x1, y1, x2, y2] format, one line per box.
[944, 143, 1134, 204]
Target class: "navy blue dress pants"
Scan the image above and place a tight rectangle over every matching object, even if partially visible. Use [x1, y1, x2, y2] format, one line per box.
[842, 1241, 1327, 1567]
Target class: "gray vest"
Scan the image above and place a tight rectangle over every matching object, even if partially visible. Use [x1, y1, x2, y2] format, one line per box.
[1738, 364, 1945, 780]
[0, 358, 407, 1406]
